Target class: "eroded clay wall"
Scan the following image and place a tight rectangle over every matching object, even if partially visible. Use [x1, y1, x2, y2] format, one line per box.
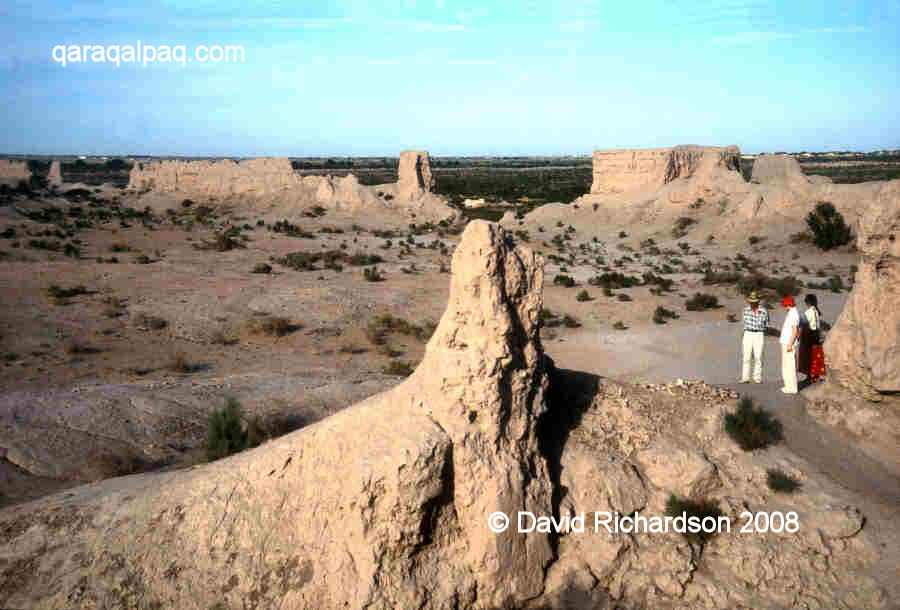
[127, 158, 303, 199]
[590, 145, 741, 194]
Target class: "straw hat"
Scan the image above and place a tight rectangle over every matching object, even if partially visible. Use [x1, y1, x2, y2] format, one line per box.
[747, 291, 760, 304]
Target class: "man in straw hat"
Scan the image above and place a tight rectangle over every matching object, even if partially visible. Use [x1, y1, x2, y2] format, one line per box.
[740, 291, 769, 383]
[779, 295, 801, 394]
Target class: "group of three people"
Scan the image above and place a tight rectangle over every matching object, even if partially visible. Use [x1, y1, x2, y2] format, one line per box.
[741, 291, 826, 393]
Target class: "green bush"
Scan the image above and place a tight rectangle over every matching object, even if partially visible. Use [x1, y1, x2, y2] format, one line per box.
[653, 306, 679, 324]
[665, 494, 724, 545]
[270, 219, 315, 238]
[561, 314, 580, 328]
[685, 293, 719, 311]
[575, 290, 592, 302]
[703, 271, 801, 298]
[347, 252, 383, 266]
[724, 396, 783, 451]
[642, 272, 674, 292]
[806, 202, 852, 251]
[553, 274, 576, 288]
[277, 251, 319, 271]
[364, 267, 385, 282]
[206, 399, 265, 461]
[383, 360, 416, 377]
[827, 275, 844, 292]
[588, 272, 640, 289]
[766, 468, 801, 493]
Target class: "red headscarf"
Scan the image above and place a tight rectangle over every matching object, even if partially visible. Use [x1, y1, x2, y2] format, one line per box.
[781, 296, 796, 308]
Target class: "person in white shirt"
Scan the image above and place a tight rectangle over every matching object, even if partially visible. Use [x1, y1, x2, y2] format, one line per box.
[779, 296, 801, 394]
[740, 291, 769, 383]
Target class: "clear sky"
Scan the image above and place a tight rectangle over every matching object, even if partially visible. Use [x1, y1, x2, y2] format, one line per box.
[2, 0, 898, 156]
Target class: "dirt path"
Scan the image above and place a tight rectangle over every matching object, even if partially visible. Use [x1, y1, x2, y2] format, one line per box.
[546, 292, 900, 497]
[549, 320, 900, 501]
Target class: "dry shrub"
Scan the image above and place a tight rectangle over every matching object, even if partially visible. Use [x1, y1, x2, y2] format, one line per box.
[134, 313, 168, 330]
[383, 360, 416, 377]
[69, 448, 147, 482]
[245, 316, 294, 337]
[365, 314, 435, 345]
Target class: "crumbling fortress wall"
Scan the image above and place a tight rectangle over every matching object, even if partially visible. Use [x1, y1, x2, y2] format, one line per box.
[590, 145, 741, 195]
[128, 157, 303, 199]
[126, 151, 457, 222]
[128, 152, 436, 202]
[567, 145, 885, 230]
[0, 160, 31, 186]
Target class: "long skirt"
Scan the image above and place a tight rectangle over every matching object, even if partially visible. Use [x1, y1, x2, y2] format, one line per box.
[797, 330, 814, 375]
[810, 344, 826, 377]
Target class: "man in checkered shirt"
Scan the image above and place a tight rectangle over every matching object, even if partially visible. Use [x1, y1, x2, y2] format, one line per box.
[740, 291, 769, 383]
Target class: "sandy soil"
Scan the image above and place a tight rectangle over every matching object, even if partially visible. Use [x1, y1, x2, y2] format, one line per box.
[0, 186, 881, 512]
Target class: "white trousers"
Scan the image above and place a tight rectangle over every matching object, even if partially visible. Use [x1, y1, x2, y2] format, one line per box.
[781, 342, 798, 393]
[741, 331, 764, 382]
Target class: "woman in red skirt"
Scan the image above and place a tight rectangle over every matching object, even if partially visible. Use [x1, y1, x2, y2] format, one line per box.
[802, 294, 826, 382]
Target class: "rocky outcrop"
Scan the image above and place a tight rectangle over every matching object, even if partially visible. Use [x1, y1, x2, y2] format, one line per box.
[534, 376, 890, 609]
[127, 157, 303, 199]
[0, 160, 30, 186]
[46, 160, 62, 187]
[397, 150, 436, 200]
[590, 145, 741, 195]
[0, 221, 551, 609]
[825, 180, 900, 399]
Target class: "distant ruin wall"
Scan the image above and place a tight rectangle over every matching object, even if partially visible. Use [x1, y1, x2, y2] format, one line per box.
[590, 145, 741, 194]
[128, 153, 440, 203]
[127, 158, 302, 199]
[0, 160, 31, 186]
[750, 154, 807, 185]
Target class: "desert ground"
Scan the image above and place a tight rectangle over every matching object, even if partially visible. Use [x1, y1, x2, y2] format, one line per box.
[0, 177, 860, 494]
[0, 150, 897, 608]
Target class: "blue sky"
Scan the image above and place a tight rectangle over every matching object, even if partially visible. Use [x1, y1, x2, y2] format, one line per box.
[2, 0, 898, 156]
